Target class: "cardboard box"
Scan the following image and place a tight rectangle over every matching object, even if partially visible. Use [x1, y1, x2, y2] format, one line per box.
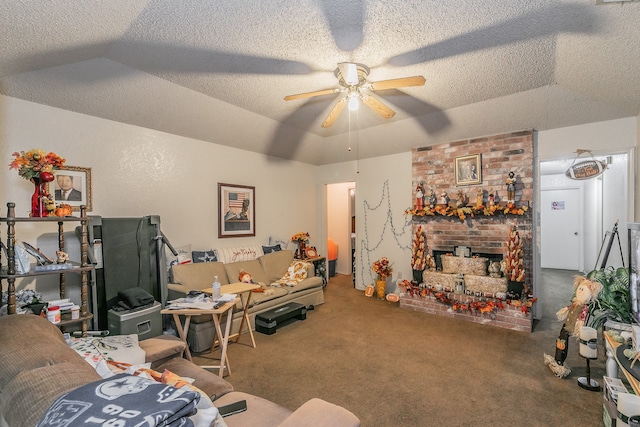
[107, 301, 162, 340]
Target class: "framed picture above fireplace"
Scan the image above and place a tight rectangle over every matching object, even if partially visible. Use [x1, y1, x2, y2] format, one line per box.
[454, 154, 482, 186]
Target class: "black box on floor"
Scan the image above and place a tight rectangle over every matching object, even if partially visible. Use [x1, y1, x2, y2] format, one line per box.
[329, 260, 336, 277]
[107, 301, 162, 340]
[255, 302, 306, 335]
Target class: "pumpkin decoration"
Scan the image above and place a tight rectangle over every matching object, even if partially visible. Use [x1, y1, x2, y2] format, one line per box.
[53, 203, 73, 217]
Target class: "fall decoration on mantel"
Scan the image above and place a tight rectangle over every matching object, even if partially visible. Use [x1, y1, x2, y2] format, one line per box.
[404, 202, 528, 221]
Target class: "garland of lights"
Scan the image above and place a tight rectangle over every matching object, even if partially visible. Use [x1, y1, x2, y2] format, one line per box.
[359, 180, 413, 287]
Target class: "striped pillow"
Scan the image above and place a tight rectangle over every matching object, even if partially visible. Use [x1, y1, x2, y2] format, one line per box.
[215, 246, 264, 263]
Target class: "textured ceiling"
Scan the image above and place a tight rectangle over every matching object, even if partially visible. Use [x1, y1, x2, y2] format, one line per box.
[1, 0, 639, 165]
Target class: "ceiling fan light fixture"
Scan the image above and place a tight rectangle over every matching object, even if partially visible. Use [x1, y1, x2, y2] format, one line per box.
[348, 91, 360, 111]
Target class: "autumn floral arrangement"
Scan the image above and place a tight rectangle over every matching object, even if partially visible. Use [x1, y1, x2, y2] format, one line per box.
[9, 149, 65, 181]
[411, 226, 427, 271]
[291, 232, 309, 243]
[372, 257, 393, 280]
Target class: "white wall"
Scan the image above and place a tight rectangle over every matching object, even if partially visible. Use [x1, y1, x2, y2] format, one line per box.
[1, 96, 321, 249]
[318, 153, 413, 290]
[1, 95, 320, 301]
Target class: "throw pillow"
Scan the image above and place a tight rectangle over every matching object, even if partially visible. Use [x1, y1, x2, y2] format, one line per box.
[167, 244, 192, 268]
[262, 244, 281, 254]
[216, 246, 264, 263]
[192, 250, 218, 263]
[269, 235, 290, 250]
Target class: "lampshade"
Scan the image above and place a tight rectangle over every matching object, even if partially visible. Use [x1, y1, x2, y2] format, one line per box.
[579, 326, 598, 359]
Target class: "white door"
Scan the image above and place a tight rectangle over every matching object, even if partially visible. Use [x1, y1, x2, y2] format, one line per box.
[541, 188, 582, 270]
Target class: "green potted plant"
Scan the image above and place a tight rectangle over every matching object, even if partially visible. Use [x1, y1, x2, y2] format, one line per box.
[586, 266, 634, 330]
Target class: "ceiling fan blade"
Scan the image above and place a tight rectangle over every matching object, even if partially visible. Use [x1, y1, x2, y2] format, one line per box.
[360, 95, 395, 119]
[284, 88, 338, 101]
[322, 97, 348, 128]
[369, 76, 426, 91]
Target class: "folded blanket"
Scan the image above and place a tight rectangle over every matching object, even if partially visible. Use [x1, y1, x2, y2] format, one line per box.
[37, 373, 200, 427]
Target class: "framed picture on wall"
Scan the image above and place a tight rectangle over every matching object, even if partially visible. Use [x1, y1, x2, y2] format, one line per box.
[454, 154, 482, 186]
[50, 166, 93, 211]
[218, 183, 255, 238]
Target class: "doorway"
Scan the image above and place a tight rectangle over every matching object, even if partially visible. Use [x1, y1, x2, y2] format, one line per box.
[539, 152, 630, 273]
[326, 182, 356, 282]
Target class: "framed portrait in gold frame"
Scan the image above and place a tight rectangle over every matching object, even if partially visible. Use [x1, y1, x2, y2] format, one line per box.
[49, 166, 93, 211]
[454, 154, 482, 186]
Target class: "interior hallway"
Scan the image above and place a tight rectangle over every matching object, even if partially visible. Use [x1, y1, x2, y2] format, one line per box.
[534, 268, 581, 333]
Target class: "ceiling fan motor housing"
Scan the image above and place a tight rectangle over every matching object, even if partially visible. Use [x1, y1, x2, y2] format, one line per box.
[335, 63, 370, 87]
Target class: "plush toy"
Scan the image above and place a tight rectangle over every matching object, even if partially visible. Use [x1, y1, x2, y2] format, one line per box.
[241, 270, 274, 295]
[544, 276, 603, 378]
[239, 270, 254, 283]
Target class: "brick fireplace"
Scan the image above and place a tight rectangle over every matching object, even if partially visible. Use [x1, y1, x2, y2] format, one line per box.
[402, 130, 535, 332]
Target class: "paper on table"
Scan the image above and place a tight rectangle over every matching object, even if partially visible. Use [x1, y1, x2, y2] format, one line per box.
[216, 293, 237, 302]
[165, 302, 215, 310]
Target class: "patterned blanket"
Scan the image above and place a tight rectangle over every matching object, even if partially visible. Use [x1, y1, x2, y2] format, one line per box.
[272, 260, 310, 287]
[37, 373, 200, 427]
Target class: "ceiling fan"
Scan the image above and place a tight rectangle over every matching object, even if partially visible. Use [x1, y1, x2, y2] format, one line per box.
[284, 62, 426, 128]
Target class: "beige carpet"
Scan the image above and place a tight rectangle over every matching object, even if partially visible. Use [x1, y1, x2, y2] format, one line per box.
[193, 273, 607, 426]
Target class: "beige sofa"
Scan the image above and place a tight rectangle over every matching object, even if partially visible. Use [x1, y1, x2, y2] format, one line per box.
[168, 249, 325, 352]
[0, 314, 359, 427]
